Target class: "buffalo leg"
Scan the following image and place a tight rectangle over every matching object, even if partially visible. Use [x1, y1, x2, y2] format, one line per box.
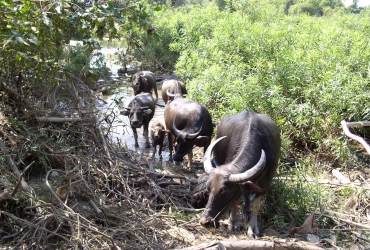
[143, 126, 150, 148]
[152, 143, 157, 158]
[133, 128, 139, 147]
[187, 149, 193, 168]
[227, 204, 239, 232]
[153, 83, 159, 101]
[242, 193, 252, 226]
[168, 132, 174, 161]
[247, 194, 263, 238]
[158, 140, 163, 158]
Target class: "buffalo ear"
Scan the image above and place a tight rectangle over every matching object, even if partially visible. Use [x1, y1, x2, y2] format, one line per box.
[240, 181, 262, 193]
[120, 109, 130, 116]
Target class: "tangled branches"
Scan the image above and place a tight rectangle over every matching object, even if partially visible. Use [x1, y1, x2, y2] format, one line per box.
[0, 72, 196, 249]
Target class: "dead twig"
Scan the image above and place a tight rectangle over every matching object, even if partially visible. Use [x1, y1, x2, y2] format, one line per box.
[11, 161, 35, 196]
[0, 139, 33, 195]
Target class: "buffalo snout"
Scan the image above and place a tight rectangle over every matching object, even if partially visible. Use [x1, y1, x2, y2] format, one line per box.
[131, 120, 141, 126]
[199, 216, 219, 228]
[173, 154, 184, 162]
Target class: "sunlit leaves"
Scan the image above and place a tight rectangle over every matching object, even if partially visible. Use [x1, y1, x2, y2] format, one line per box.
[148, 2, 370, 159]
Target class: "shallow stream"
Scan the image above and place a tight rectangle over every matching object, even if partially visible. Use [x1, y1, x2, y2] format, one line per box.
[94, 48, 171, 162]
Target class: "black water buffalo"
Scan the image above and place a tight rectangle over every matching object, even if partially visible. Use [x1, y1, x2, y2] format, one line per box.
[164, 98, 213, 167]
[150, 121, 168, 158]
[161, 79, 187, 104]
[132, 71, 158, 100]
[199, 111, 281, 237]
[120, 93, 156, 148]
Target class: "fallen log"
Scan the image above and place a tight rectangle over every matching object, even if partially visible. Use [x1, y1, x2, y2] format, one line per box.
[173, 240, 325, 250]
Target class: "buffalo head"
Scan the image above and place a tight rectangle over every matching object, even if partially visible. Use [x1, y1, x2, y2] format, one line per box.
[199, 136, 266, 228]
[171, 117, 210, 162]
[121, 101, 152, 128]
[132, 72, 148, 93]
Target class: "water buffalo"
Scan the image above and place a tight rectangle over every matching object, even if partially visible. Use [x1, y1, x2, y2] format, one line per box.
[120, 93, 155, 148]
[161, 79, 187, 104]
[132, 71, 158, 100]
[150, 121, 168, 158]
[199, 111, 281, 237]
[164, 97, 213, 167]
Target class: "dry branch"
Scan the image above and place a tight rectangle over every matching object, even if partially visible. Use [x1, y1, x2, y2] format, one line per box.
[173, 240, 325, 250]
[11, 161, 35, 196]
[341, 120, 370, 154]
[323, 213, 370, 230]
[36, 117, 95, 123]
[0, 140, 33, 194]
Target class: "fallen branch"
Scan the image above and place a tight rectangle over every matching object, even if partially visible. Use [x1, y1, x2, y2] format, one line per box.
[36, 117, 95, 123]
[322, 213, 370, 230]
[173, 240, 325, 250]
[0, 140, 33, 194]
[11, 161, 35, 196]
[94, 115, 112, 161]
[341, 120, 370, 155]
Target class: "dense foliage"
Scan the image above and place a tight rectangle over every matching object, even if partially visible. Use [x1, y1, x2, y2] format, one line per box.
[0, 0, 156, 88]
[140, 1, 370, 163]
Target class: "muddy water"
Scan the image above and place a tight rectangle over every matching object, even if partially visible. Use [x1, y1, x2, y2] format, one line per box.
[94, 48, 207, 167]
[94, 48, 170, 161]
[95, 83, 170, 162]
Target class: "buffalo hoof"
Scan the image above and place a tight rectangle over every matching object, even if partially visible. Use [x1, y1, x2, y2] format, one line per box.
[199, 218, 220, 229]
[227, 222, 240, 232]
[247, 227, 259, 239]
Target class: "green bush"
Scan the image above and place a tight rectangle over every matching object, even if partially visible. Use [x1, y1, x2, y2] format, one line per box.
[146, 3, 370, 163]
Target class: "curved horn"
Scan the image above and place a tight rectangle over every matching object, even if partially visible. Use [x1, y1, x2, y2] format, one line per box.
[227, 150, 266, 183]
[166, 89, 176, 97]
[172, 117, 181, 137]
[203, 136, 227, 174]
[186, 125, 203, 139]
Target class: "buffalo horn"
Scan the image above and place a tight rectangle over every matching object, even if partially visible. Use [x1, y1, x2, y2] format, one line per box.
[203, 136, 227, 174]
[172, 117, 181, 137]
[166, 89, 176, 97]
[187, 125, 203, 139]
[172, 117, 202, 139]
[227, 150, 266, 183]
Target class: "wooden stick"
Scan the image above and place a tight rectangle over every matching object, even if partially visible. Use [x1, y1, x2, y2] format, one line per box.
[322, 213, 370, 230]
[341, 120, 370, 155]
[11, 161, 35, 196]
[0, 140, 33, 194]
[94, 115, 112, 161]
[173, 240, 325, 250]
[36, 117, 95, 123]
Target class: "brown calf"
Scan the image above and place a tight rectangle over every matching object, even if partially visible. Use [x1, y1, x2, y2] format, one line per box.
[150, 121, 168, 157]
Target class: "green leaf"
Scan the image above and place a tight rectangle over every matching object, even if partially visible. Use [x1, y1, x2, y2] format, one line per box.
[154, 6, 162, 11]
[28, 34, 39, 45]
[55, 4, 61, 14]
[15, 36, 29, 45]
[43, 13, 51, 26]
[139, 11, 149, 19]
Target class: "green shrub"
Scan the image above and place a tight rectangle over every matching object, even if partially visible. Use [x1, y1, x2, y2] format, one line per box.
[149, 3, 370, 163]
